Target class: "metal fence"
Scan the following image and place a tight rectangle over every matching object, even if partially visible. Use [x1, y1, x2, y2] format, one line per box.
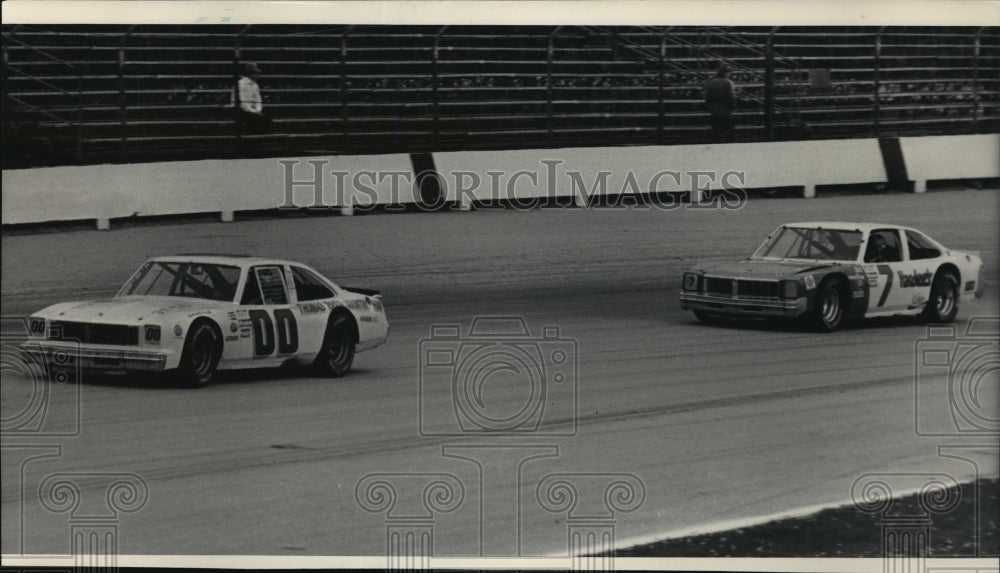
[3, 25, 998, 167]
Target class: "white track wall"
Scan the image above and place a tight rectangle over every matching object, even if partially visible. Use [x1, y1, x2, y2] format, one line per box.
[2, 135, 997, 229]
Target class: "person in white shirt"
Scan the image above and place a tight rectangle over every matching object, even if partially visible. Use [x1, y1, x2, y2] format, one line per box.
[232, 62, 270, 132]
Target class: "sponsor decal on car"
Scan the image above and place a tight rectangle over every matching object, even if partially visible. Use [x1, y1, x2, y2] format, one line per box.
[225, 335, 239, 342]
[360, 316, 378, 323]
[804, 275, 816, 290]
[897, 269, 933, 288]
[912, 294, 927, 306]
[297, 302, 327, 315]
[862, 264, 880, 287]
[345, 300, 370, 311]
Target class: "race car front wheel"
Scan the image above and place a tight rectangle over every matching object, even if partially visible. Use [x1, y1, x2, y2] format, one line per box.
[922, 269, 959, 323]
[693, 310, 723, 324]
[177, 320, 222, 387]
[812, 278, 845, 332]
[315, 313, 356, 377]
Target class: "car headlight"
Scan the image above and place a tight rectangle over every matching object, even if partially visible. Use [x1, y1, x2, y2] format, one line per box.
[780, 279, 801, 299]
[144, 325, 161, 345]
[682, 273, 700, 291]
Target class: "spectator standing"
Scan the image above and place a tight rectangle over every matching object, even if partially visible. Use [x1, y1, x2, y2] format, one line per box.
[703, 64, 736, 143]
[232, 62, 271, 133]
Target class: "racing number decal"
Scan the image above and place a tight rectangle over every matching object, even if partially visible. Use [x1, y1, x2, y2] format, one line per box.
[273, 309, 299, 354]
[249, 309, 298, 357]
[876, 264, 893, 307]
[249, 310, 274, 356]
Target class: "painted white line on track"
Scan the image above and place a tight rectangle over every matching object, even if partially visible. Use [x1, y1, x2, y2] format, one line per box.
[3, 555, 998, 572]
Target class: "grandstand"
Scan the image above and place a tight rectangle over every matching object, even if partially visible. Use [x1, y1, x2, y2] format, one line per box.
[2, 25, 998, 168]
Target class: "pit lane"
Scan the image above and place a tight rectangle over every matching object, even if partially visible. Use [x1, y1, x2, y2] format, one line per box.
[2, 188, 998, 558]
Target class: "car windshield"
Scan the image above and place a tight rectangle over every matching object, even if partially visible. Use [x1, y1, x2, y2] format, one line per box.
[119, 261, 242, 302]
[752, 226, 863, 262]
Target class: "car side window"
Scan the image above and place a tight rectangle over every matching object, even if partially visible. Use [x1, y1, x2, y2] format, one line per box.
[864, 229, 903, 263]
[291, 266, 334, 301]
[906, 231, 942, 260]
[241, 265, 289, 305]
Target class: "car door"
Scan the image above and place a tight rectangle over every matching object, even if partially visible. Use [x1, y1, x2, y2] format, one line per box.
[238, 264, 300, 365]
[289, 265, 337, 360]
[862, 228, 907, 314]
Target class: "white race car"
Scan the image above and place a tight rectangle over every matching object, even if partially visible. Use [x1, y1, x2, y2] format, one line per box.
[680, 222, 985, 331]
[21, 255, 389, 386]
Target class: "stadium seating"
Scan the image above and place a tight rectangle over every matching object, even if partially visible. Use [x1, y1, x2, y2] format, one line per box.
[3, 25, 997, 167]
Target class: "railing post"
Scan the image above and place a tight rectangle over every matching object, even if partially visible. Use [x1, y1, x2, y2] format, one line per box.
[341, 26, 351, 148]
[232, 26, 247, 147]
[765, 27, 777, 141]
[432, 26, 447, 149]
[76, 72, 83, 164]
[2, 29, 11, 151]
[874, 27, 884, 136]
[546, 28, 559, 145]
[973, 27, 983, 132]
[118, 26, 134, 156]
[658, 32, 666, 143]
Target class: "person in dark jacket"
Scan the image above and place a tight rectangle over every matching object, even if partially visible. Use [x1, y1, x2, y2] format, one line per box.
[703, 65, 736, 142]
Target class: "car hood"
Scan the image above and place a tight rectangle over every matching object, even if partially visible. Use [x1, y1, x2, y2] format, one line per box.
[692, 258, 840, 279]
[35, 296, 233, 324]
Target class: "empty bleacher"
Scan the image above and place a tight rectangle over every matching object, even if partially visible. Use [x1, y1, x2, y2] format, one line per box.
[3, 25, 998, 167]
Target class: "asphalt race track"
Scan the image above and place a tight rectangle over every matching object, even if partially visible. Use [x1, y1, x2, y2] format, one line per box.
[2, 188, 998, 558]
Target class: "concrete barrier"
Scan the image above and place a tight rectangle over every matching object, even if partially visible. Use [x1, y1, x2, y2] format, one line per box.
[2, 135, 994, 229]
[433, 138, 889, 202]
[900, 134, 1000, 193]
[1, 153, 416, 228]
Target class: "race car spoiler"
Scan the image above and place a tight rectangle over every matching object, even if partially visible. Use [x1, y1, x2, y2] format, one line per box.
[343, 286, 381, 298]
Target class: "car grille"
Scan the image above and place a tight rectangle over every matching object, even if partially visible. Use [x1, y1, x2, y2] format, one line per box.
[48, 321, 140, 346]
[702, 278, 780, 300]
[737, 280, 780, 300]
[704, 278, 733, 296]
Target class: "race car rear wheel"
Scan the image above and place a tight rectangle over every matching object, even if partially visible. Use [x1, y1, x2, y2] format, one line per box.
[177, 320, 222, 387]
[315, 313, 356, 377]
[922, 269, 959, 323]
[812, 278, 845, 332]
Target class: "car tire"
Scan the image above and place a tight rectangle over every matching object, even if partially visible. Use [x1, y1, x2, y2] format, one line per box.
[811, 277, 846, 332]
[176, 320, 222, 387]
[921, 269, 960, 323]
[314, 313, 356, 378]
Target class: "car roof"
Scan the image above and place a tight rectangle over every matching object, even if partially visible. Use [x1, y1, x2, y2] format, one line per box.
[781, 222, 918, 233]
[147, 254, 304, 268]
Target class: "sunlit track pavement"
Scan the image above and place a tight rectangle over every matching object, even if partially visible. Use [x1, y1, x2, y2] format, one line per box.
[2, 189, 998, 557]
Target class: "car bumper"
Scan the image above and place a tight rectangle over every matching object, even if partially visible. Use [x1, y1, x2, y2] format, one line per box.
[21, 340, 169, 373]
[680, 292, 809, 318]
